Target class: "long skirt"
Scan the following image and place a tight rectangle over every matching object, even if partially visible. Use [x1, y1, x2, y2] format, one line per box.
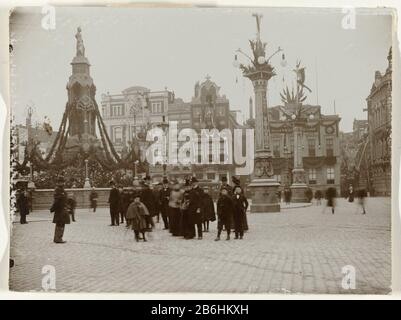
[181, 210, 195, 239]
[168, 207, 182, 236]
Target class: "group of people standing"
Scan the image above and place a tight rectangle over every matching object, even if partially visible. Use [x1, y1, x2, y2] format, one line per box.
[106, 175, 250, 242]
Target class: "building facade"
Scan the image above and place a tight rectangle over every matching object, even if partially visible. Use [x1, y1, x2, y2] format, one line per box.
[268, 103, 341, 194]
[339, 119, 368, 195]
[101, 77, 244, 183]
[356, 47, 392, 196]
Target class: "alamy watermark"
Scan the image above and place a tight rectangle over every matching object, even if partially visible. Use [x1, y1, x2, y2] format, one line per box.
[145, 121, 255, 176]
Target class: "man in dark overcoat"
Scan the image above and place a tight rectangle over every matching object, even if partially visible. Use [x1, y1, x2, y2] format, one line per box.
[108, 181, 121, 226]
[201, 187, 216, 232]
[140, 178, 156, 230]
[189, 177, 203, 239]
[159, 177, 171, 230]
[50, 176, 70, 243]
[215, 187, 234, 241]
[16, 187, 30, 224]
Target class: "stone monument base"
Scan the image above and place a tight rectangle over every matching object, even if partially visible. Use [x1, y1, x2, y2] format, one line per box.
[249, 178, 280, 213]
[290, 183, 309, 203]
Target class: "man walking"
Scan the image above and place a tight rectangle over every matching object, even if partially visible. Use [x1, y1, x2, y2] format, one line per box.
[50, 176, 70, 243]
[108, 181, 121, 226]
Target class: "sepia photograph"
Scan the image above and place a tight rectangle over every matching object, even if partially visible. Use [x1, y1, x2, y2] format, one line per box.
[8, 6, 392, 294]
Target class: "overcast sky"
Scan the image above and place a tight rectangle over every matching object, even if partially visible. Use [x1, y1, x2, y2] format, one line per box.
[10, 6, 392, 132]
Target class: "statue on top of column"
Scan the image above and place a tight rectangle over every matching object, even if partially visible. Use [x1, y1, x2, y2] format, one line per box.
[75, 27, 85, 57]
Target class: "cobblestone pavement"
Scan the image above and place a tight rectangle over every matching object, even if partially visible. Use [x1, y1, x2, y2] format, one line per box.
[9, 198, 391, 294]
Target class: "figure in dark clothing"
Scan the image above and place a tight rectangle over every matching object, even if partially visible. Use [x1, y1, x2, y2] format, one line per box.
[50, 177, 70, 243]
[89, 187, 98, 212]
[181, 180, 195, 239]
[314, 190, 323, 205]
[168, 183, 183, 236]
[348, 186, 355, 203]
[121, 189, 132, 226]
[189, 177, 203, 240]
[66, 192, 77, 222]
[126, 194, 150, 242]
[215, 188, 234, 241]
[357, 189, 367, 215]
[284, 187, 292, 205]
[16, 188, 29, 224]
[140, 181, 156, 230]
[108, 181, 121, 226]
[201, 187, 216, 232]
[159, 178, 171, 230]
[232, 186, 248, 239]
[325, 187, 337, 214]
[117, 186, 125, 224]
[153, 186, 161, 223]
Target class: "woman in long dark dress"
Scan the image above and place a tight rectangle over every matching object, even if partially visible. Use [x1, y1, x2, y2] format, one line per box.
[168, 183, 183, 236]
[201, 187, 216, 232]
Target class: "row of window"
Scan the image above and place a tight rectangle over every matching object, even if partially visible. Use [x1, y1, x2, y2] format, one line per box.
[102, 101, 166, 117]
[272, 137, 334, 157]
[308, 167, 335, 184]
[370, 100, 389, 129]
[277, 167, 335, 184]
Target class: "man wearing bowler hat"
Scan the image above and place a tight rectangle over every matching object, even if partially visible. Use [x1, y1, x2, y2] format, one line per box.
[220, 176, 233, 196]
[50, 176, 70, 244]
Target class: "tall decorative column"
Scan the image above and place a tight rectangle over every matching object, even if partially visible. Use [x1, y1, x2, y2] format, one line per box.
[290, 118, 308, 202]
[237, 14, 280, 213]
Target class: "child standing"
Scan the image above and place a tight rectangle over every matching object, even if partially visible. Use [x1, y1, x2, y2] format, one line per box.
[215, 188, 234, 241]
[126, 193, 150, 242]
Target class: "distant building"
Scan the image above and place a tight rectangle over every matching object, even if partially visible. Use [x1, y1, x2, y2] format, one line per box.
[15, 115, 58, 164]
[101, 76, 246, 183]
[339, 119, 368, 196]
[268, 103, 341, 194]
[355, 47, 392, 196]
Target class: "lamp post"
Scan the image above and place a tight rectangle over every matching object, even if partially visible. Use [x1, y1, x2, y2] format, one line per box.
[84, 159, 91, 188]
[233, 13, 286, 213]
[158, 116, 169, 179]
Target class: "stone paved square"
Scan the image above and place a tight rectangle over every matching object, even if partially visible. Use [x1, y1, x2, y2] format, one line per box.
[9, 198, 391, 294]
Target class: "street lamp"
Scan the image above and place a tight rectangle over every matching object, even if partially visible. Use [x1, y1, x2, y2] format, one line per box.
[158, 116, 169, 179]
[84, 159, 91, 188]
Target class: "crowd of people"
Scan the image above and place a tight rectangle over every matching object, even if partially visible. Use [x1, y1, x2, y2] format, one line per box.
[105, 175, 249, 242]
[14, 176, 368, 244]
[41, 175, 250, 244]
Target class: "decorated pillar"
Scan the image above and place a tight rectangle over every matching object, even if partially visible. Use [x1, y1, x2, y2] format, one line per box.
[239, 14, 280, 213]
[290, 118, 308, 202]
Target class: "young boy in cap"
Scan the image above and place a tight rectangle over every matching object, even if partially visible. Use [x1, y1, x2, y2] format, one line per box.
[126, 193, 150, 242]
[215, 187, 234, 241]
